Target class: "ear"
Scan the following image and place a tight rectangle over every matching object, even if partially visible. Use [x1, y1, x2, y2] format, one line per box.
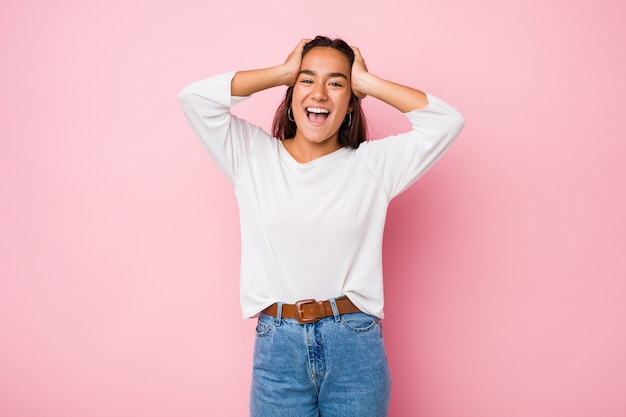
[348, 95, 358, 113]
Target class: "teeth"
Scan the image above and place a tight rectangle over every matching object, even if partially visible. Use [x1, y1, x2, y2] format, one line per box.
[306, 107, 330, 114]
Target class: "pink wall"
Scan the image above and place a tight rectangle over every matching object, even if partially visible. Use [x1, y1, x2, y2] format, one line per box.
[2, 0, 625, 416]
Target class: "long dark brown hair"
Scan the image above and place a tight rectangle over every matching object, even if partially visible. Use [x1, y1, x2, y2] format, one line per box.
[271, 36, 368, 149]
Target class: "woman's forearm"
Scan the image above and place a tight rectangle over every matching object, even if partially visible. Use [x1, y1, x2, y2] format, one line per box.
[354, 72, 429, 113]
[231, 66, 293, 97]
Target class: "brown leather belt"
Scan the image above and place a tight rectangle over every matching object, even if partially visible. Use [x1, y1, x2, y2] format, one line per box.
[261, 297, 361, 324]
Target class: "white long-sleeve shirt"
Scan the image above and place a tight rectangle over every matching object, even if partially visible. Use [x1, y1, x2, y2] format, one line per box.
[179, 71, 464, 318]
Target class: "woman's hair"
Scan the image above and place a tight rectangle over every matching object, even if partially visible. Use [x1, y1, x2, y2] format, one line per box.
[271, 36, 368, 149]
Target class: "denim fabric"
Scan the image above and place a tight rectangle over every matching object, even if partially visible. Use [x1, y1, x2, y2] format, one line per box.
[250, 301, 391, 417]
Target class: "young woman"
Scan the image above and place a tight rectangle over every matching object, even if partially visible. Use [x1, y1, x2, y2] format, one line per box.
[179, 36, 464, 417]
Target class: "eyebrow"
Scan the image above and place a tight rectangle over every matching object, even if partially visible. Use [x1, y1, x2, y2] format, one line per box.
[299, 69, 348, 80]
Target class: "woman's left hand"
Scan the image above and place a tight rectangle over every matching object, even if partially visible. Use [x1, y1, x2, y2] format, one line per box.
[350, 46, 369, 99]
[349, 44, 429, 112]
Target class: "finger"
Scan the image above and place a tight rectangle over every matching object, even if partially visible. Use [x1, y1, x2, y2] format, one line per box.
[298, 38, 312, 50]
[286, 39, 310, 63]
[351, 46, 368, 70]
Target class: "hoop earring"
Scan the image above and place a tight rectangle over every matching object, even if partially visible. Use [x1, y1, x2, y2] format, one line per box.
[287, 107, 295, 122]
[345, 112, 352, 127]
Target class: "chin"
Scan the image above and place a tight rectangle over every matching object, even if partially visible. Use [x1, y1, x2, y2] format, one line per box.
[307, 135, 335, 145]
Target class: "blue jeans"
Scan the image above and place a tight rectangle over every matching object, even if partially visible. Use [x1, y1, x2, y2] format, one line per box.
[250, 299, 392, 417]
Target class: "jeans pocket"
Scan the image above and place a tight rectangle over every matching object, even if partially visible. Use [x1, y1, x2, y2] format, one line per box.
[340, 312, 378, 333]
[255, 316, 273, 337]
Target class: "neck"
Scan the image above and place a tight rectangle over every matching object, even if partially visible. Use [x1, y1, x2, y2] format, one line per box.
[282, 136, 342, 163]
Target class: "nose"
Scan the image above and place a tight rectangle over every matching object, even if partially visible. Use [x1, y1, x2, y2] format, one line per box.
[311, 83, 327, 101]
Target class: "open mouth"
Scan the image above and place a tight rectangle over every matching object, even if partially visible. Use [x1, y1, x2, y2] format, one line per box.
[306, 107, 330, 123]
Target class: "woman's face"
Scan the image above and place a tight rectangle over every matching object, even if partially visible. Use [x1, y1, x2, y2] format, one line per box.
[291, 47, 353, 146]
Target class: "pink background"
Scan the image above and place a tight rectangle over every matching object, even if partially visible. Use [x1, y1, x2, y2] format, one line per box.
[2, 0, 625, 416]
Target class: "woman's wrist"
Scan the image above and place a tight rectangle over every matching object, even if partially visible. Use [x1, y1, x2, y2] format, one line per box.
[274, 64, 299, 87]
[352, 72, 380, 99]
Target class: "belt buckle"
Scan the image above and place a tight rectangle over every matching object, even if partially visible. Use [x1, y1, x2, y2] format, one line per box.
[294, 299, 324, 324]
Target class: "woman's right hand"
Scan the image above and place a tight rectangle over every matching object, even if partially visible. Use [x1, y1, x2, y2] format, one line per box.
[281, 38, 311, 86]
[231, 39, 310, 96]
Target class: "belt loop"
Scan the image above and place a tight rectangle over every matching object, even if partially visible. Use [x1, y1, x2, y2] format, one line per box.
[274, 302, 283, 326]
[329, 297, 341, 322]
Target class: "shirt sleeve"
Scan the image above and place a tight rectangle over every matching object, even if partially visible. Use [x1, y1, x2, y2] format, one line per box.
[179, 71, 264, 185]
[360, 93, 465, 200]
